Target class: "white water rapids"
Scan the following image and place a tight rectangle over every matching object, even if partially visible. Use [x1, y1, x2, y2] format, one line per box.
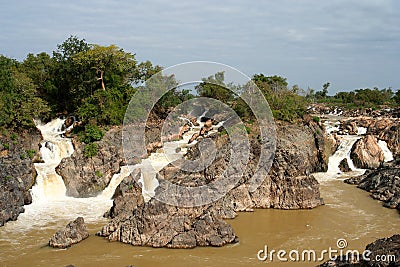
[314, 118, 394, 182]
[1, 114, 219, 232]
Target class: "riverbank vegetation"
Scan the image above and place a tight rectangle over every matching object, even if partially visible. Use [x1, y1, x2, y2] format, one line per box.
[1, 35, 399, 137]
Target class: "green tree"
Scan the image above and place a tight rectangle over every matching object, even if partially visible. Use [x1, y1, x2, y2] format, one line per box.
[73, 44, 137, 91]
[196, 71, 234, 103]
[0, 55, 50, 129]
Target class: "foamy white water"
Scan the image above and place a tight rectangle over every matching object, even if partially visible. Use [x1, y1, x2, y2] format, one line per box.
[378, 140, 394, 162]
[314, 121, 366, 182]
[1, 113, 226, 231]
[357, 127, 367, 135]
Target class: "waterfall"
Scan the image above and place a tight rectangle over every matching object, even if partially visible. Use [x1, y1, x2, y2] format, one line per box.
[377, 140, 394, 162]
[2, 112, 222, 230]
[326, 135, 361, 175]
[314, 122, 366, 181]
[31, 119, 74, 201]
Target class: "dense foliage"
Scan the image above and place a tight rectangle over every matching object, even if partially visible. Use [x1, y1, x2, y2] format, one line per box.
[1, 35, 399, 138]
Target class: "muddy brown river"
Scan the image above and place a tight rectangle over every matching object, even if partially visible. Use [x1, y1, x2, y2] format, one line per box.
[1, 180, 399, 267]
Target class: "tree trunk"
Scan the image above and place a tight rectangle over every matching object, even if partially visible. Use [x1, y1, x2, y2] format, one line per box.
[98, 70, 105, 91]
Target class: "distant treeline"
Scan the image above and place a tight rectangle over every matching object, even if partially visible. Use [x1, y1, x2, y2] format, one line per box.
[1, 36, 399, 133]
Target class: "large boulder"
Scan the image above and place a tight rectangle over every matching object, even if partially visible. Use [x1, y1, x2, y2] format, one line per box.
[49, 217, 89, 248]
[98, 200, 236, 248]
[339, 158, 351, 172]
[351, 135, 385, 169]
[378, 123, 400, 158]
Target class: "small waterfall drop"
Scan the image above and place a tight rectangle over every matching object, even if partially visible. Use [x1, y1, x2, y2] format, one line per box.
[314, 122, 366, 181]
[31, 119, 74, 201]
[377, 140, 394, 162]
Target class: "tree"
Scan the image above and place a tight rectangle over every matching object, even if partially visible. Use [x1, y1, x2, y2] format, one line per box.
[51, 36, 91, 112]
[394, 90, 400, 105]
[0, 55, 50, 129]
[196, 71, 234, 103]
[73, 44, 137, 91]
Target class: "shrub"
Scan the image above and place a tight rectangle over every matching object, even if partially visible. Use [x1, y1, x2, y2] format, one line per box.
[2, 143, 9, 150]
[95, 170, 103, 177]
[84, 143, 98, 158]
[10, 133, 17, 141]
[313, 116, 321, 123]
[27, 149, 36, 159]
[20, 153, 26, 160]
[80, 124, 104, 144]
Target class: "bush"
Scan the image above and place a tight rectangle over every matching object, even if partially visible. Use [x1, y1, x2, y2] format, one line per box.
[313, 116, 321, 123]
[27, 149, 36, 159]
[20, 153, 26, 160]
[80, 124, 104, 144]
[84, 143, 98, 158]
[10, 133, 17, 141]
[95, 170, 103, 177]
[2, 143, 9, 150]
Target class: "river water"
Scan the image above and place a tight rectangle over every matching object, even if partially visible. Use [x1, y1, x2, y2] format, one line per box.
[0, 118, 399, 266]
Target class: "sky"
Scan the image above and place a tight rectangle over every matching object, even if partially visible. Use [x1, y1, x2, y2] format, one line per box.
[1, 0, 399, 94]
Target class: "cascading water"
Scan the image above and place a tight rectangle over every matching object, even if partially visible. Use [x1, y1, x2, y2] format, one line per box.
[1, 113, 218, 231]
[314, 120, 366, 181]
[31, 118, 73, 201]
[378, 140, 394, 162]
[326, 135, 362, 175]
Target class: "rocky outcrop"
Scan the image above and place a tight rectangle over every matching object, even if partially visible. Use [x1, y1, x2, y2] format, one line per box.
[345, 159, 400, 211]
[351, 135, 385, 169]
[98, 200, 236, 248]
[339, 158, 351, 172]
[317, 234, 400, 267]
[99, 120, 326, 248]
[57, 127, 124, 197]
[378, 123, 400, 158]
[0, 129, 41, 226]
[49, 217, 89, 248]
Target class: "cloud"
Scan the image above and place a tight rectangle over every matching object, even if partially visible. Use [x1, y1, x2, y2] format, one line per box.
[0, 0, 399, 92]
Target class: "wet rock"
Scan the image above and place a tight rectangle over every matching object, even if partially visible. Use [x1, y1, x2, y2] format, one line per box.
[345, 159, 400, 211]
[105, 169, 144, 218]
[339, 158, 351, 172]
[99, 119, 326, 248]
[0, 129, 41, 226]
[57, 127, 125, 197]
[317, 234, 400, 267]
[98, 200, 236, 248]
[378, 123, 400, 158]
[351, 135, 385, 169]
[49, 217, 89, 248]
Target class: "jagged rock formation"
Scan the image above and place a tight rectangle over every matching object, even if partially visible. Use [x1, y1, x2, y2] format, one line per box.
[0, 129, 41, 226]
[98, 120, 327, 248]
[57, 126, 124, 197]
[345, 159, 400, 211]
[351, 135, 385, 169]
[49, 217, 89, 248]
[317, 234, 400, 267]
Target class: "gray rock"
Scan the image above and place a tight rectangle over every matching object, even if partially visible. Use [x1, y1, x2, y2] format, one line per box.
[345, 159, 400, 211]
[49, 217, 89, 248]
[0, 129, 41, 226]
[57, 127, 124, 197]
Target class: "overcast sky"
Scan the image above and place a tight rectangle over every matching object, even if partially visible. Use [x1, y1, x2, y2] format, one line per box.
[1, 0, 399, 94]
